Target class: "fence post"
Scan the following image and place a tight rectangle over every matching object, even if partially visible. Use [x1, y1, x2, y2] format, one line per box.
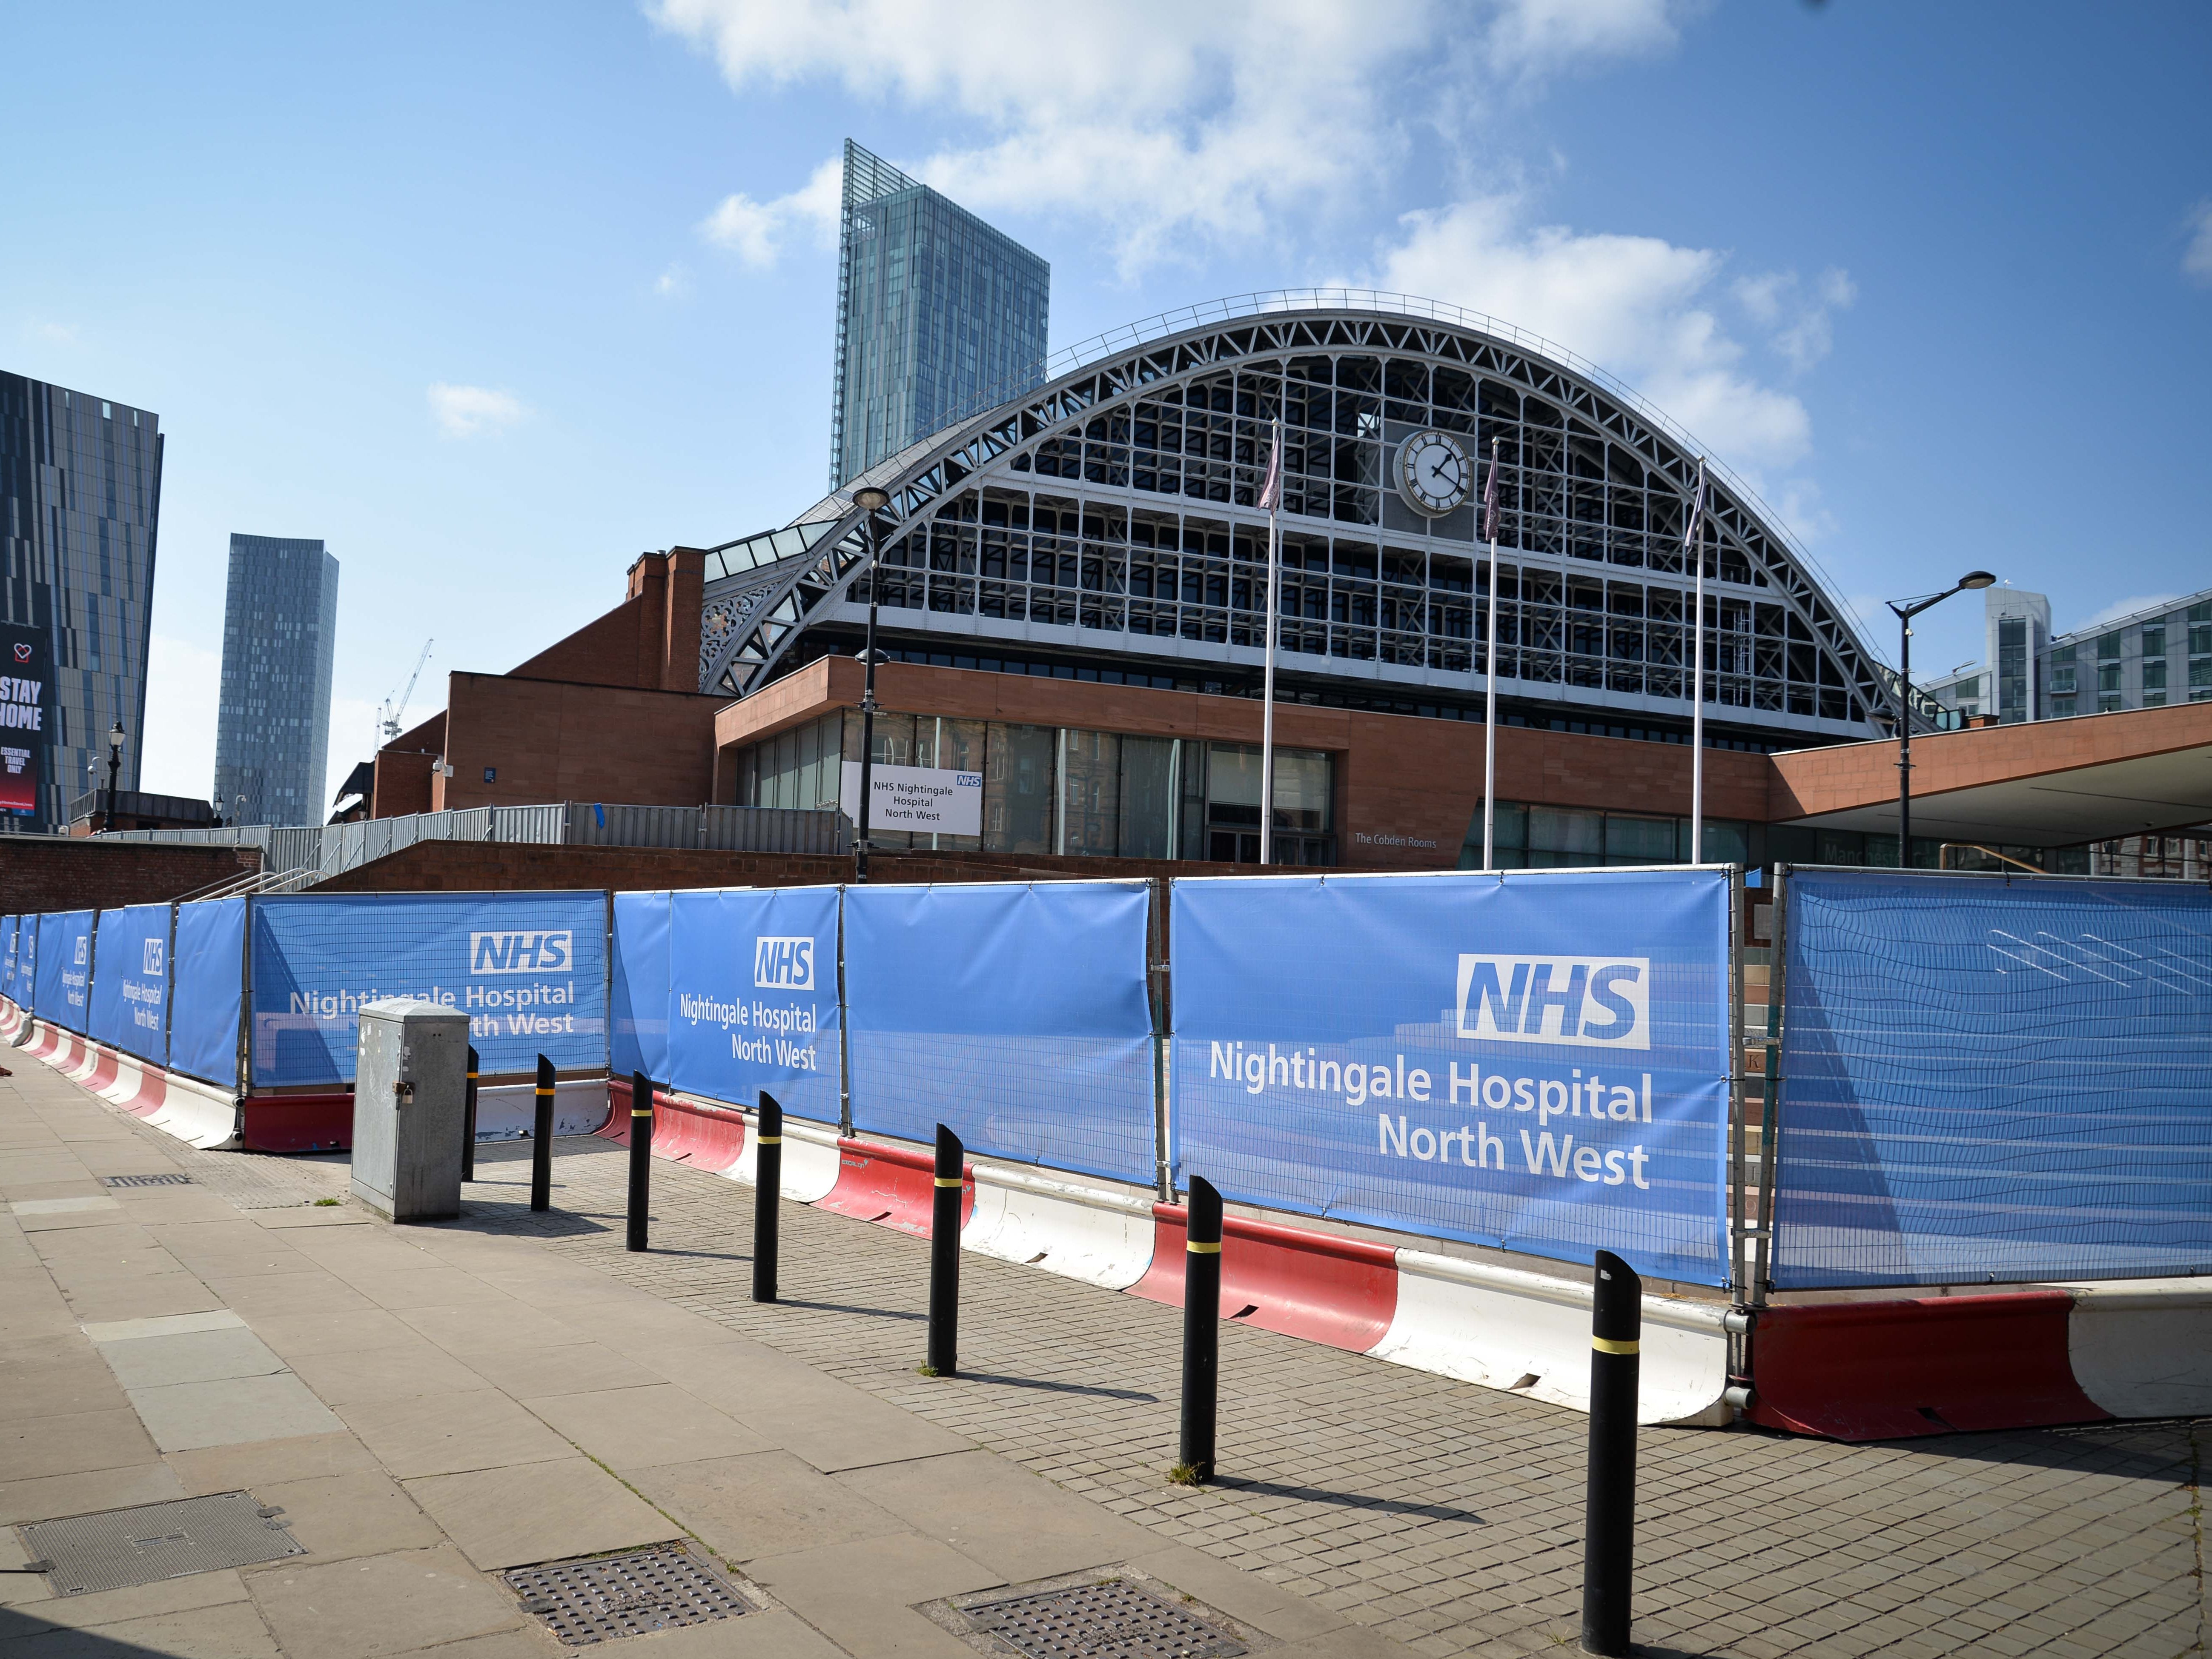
[752, 1091, 781, 1302]
[925, 1123, 962, 1376]
[1178, 1176, 1222, 1482]
[1580, 1248, 1641, 1657]
[461, 1045, 478, 1182]
[530, 1054, 554, 1212]
[627, 1070, 653, 1251]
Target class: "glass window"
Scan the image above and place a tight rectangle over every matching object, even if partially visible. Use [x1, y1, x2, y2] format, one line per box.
[1527, 807, 1604, 864]
[986, 724, 1056, 852]
[2097, 632, 2122, 660]
[1117, 736, 1182, 860]
[2143, 659, 2167, 692]
[1604, 814, 1675, 864]
[1058, 728, 1120, 855]
[2142, 626, 2165, 658]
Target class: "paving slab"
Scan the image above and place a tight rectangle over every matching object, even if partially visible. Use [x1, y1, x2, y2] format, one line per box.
[95, 1325, 288, 1390]
[244, 1544, 523, 1659]
[286, 1342, 499, 1407]
[0, 1461, 185, 1528]
[335, 1390, 576, 1479]
[522, 1384, 773, 1470]
[0, 1596, 284, 1656]
[127, 1370, 345, 1452]
[838, 1448, 1164, 1585]
[0, 1408, 159, 1482]
[458, 1342, 665, 1398]
[252, 1468, 446, 1564]
[625, 1450, 912, 1562]
[165, 1430, 385, 1494]
[401, 1456, 682, 1570]
[746, 1533, 1005, 1659]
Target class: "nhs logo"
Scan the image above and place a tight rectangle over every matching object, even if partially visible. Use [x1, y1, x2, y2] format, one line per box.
[1456, 955, 1650, 1051]
[74, 936, 88, 966]
[143, 938, 165, 976]
[754, 936, 814, 990]
[470, 931, 572, 974]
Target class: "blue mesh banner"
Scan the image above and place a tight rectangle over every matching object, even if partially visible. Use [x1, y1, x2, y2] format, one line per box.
[88, 905, 171, 1062]
[845, 882, 1156, 1184]
[1773, 870, 2212, 1287]
[666, 887, 842, 1125]
[170, 898, 245, 1087]
[250, 891, 608, 1087]
[610, 890, 671, 1082]
[17, 915, 39, 1014]
[1, 916, 17, 1003]
[1172, 870, 1733, 1287]
[39, 911, 95, 1033]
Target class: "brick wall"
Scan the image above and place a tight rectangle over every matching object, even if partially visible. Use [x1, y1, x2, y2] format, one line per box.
[429, 674, 724, 814]
[311, 839, 1334, 894]
[0, 841, 261, 913]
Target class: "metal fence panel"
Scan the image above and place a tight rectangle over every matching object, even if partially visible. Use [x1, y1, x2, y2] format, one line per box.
[492, 805, 565, 845]
[1771, 869, 2212, 1288]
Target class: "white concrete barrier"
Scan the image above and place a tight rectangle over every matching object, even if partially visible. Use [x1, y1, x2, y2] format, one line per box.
[1370, 1249, 1733, 1427]
[141, 1071, 243, 1150]
[964, 1163, 1157, 1290]
[2064, 1279, 2212, 1420]
[711, 1100, 843, 1202]
[474, 1078, 613, 1141]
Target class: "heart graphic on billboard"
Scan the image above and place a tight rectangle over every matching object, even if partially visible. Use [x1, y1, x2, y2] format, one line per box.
[10, 644, 28, 662]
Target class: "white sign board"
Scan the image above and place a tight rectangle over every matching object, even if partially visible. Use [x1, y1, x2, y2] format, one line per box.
[840, 761, 984, 838]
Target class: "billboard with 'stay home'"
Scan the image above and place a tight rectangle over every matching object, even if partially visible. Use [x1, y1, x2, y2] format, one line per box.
[0, 621, 54, 826]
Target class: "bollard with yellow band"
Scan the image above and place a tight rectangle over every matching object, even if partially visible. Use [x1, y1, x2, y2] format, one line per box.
[529, 1054, 555, 1212]
[627, 1069, 654, 1253]
[1178, 1176, 1224, 1482]
[1580, 1248, 1643, 1656]
[461, 1045, 479, 1183]
[751, 1091, 782, 1303]
[925, 1123, 964, 1376]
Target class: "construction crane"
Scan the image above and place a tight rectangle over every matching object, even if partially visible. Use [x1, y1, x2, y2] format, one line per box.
[378, 638, 434, 746]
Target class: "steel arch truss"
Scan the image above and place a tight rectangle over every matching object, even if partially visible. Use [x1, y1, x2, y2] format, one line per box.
[703, 309, 1890, 724]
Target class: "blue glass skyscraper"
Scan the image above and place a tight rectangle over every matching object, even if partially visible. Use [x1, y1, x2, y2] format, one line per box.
[214, 534, 339, 826]
[830, 140, 1050, 489]
[0, 373, 163, 833]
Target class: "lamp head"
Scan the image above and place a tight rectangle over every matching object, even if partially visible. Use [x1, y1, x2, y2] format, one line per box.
[108, 721, 124, 752]
[1958, 571, 1996, 590]
[851, 486, 891, 512]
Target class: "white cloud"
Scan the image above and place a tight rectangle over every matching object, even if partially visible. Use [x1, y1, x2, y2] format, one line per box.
[427, 383, 526, 439]
[698, 156, 841, 267]
[653, 0, 1692, 275]
[22, 320, 79, 345]
[2075, 593, 2181, 633]
[654, 263, 690, 297]
[2184, 200, 2212, 286]
[136, 635, 220, 802]
[1360, 193, 1813, 466]
[1732, 266, 1854, 373]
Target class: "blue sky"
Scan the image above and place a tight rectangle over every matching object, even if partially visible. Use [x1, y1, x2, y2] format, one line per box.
[6, 1, 2209, 806]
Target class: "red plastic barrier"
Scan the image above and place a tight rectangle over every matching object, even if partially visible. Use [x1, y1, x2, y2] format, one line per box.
[80, 1045, 119, 1092]
[1129, 1204, 1399, 1354]
[598, 1077, 641, 1144]
[118, 1065, 167, 1118]
[817, 1138, 974, 1239]
[240, 1093, 353, 1153]
[1746, 1293, 2109, 1441]
[650, 1095, 748, 1173]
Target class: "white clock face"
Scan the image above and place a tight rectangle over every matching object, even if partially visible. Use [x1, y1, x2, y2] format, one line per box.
[1396, 430, 1472, 517]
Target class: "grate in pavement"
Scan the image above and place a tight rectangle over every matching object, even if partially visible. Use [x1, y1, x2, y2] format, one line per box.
[960, 1579, 1246, 1659]
[100, 1173, 192, 1187]
[20, 1492, 304, 1596]
[506, 1544, 750, 1646]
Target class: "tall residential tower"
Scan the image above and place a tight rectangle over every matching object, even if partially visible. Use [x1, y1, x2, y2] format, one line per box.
[0, 373, 163, 832]
[829, 140, 1049, 489]
[214, 534, 339, 825]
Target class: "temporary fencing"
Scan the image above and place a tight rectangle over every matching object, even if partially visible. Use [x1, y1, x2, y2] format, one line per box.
[1769, 868, 2212, 1288]
[844, 881, 1158, 1185]
[666, 886, 842, 1128]
[1171, 868, 1736, 1288]
[610, 890, 670, 1082]
[168, 898, 245, 1086]
[37, 911, 95, 1034]
[249, 890, 608, 1087]
[86, 905, 172, 1061]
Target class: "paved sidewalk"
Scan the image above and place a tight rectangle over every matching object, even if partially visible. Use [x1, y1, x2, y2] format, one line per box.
[3, 1058, 2206, 1659]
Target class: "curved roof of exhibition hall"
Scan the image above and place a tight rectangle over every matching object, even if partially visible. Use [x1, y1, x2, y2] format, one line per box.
[696, 290, 1894, 742]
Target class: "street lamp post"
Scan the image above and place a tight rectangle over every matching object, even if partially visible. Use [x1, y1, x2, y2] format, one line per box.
[104, 723, 124, 833]
[1885, 572, 1995, 866]
[850, 486, 892, 883]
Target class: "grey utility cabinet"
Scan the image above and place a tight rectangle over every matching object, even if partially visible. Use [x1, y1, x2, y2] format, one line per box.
[351, 997, 469, 1222]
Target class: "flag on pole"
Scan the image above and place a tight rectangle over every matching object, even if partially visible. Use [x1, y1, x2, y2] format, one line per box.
[1682, 460, 1707, 561]
[1257, 429, 1282, 512]
[1481, 440, 1500, 543]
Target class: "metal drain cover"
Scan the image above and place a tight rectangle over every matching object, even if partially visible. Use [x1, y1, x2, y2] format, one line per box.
[505, 1544, 750, 1645]
[100, 1173, 192, 1188]
[962, 1579, 1246, 1659]
[21, 1491, 303, 1596]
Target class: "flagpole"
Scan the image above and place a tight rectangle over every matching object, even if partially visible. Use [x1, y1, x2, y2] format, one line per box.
[1259, 418, 1281, 867]
[1481, 438, 1500, 874]
[1688, 457, 1707, 866]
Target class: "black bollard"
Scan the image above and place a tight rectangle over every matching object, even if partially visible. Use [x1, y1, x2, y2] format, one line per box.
[529, 1054, 554, 1213]
[1580, 1249, 1642, 1657]
[461, 1046, 479, 1183]
[1178, 1176, 1223, 1482]
[925, 1123, 963, 1376]
[627, 1070, 653, 1252]
[751, 1092, 782, 1303]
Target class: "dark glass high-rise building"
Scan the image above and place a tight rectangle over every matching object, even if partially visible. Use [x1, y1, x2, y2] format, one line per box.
[829, 139, 1050, 489]
[214, 535, 339, 826]
[0, 373, 163, 832]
